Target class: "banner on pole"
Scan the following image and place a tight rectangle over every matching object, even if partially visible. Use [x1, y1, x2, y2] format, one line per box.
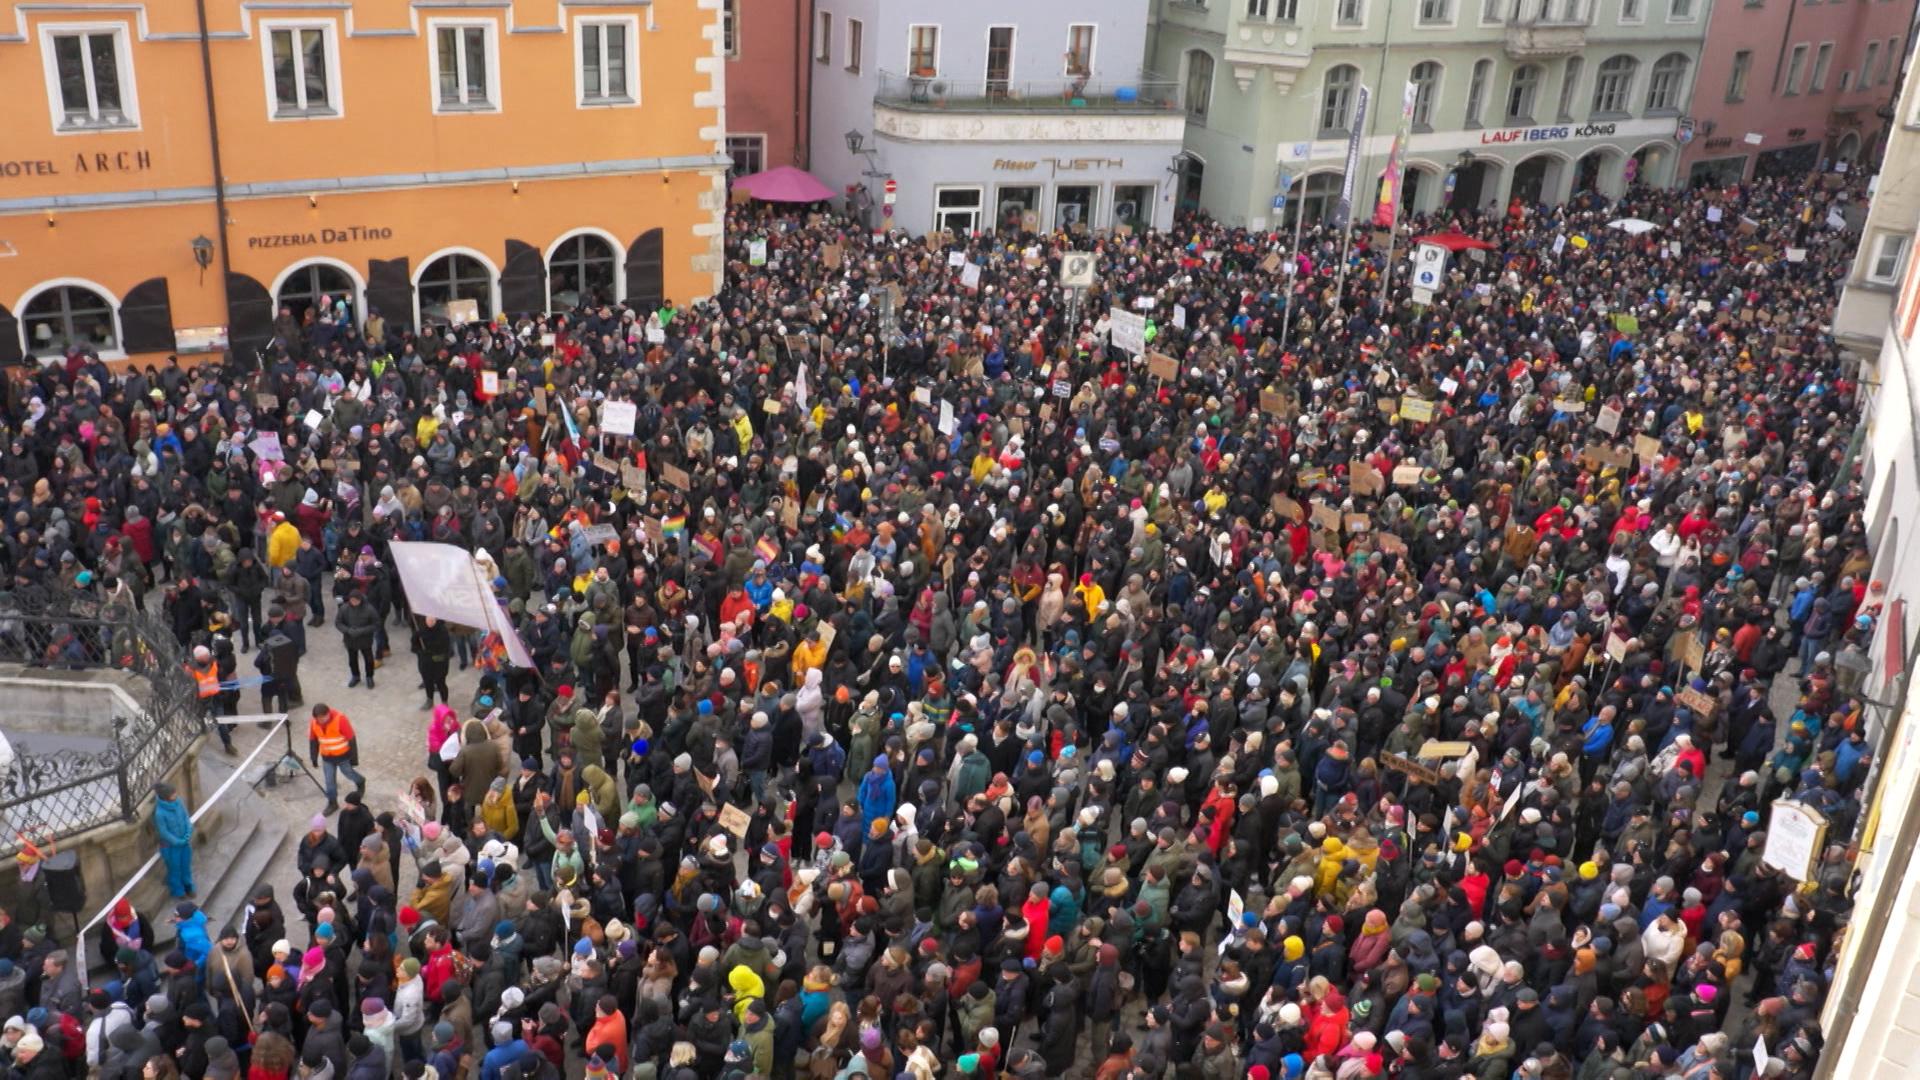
[1373, 79, 1418, 229]
[1331, 84, 1372, 231]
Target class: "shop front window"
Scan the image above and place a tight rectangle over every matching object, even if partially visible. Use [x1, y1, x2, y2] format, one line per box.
[22, 284, 117, 357]
[1055, 184, 1097, 229]
[417, 253, 494, 324]
[1113, 184, 1155, 231]
[277, 262, 355, 325]
[996, 186, 1042, 231]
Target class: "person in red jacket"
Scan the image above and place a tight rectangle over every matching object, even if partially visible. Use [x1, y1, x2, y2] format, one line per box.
[121, 504, 156, 565]
[1020, 883, 1051, 962]
[1301, 980, 1351, 1060]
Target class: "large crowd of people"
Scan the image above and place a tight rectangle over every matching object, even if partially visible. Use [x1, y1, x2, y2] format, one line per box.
[0, 168, 1880, 1080]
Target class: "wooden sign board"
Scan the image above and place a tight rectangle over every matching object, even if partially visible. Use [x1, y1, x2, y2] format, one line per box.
[1147, 352, 1179, 381]
[1271, 495, 1305, 523]
[1260, 389, 1290, 417]
[822, 243, 843, 269]
[718, 803, 752, 838]
[661, 462, 691, 490]
[592, 452, 619, 475]
[1400, 397, 1437, 424]
[1393, 464, 1424, 487]
[1382, 752, 1441, 786]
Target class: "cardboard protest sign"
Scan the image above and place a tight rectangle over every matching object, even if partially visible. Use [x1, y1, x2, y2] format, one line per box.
[621, 463, 647, 491]
[1393, 464, 1423, 487]
[1147, 352, 1179, 381]
[1399, 397, 1437, 423]
[1377, 532, 1408, 556]
[822, 243, 843, 269]
[1634, 434, 1662, 464]
[1597, 404, 1623, 435]
[1605, 632, 1630, 662]
[1349, 462, 1385, 497]
[1309, 500, 1341, 532]
[1344, 514, 1371, 534]
[1678, 686, 1717, 716]
[1271, 495, 1305, 522]
[660, 462, 691, 490]
[592, 452, 619, 475]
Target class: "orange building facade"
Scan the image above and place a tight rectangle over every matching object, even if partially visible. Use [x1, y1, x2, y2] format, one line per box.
[0, 0, 728, 366]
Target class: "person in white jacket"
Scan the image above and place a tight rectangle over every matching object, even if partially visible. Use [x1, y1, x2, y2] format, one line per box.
[1641, 910, 1688, 973]
[391, 958, 427, 1062]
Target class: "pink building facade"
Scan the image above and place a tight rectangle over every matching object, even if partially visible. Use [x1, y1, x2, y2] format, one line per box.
[1680, 0, 1914, 185]
[722, 0, 812, 177]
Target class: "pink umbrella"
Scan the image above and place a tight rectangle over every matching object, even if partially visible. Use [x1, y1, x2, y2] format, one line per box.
[732, 166, 838, 204]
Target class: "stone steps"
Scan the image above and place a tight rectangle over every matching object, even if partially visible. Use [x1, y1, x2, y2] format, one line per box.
[146, 807, 291, 958]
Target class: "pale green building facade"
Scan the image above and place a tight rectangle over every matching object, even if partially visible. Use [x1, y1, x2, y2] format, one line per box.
[1151, 0, 1712, 229]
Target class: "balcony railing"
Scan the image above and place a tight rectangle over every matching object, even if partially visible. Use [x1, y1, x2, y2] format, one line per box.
[874, 70, 1181, 112]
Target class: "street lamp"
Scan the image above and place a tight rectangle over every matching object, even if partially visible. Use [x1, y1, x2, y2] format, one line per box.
[845, 130, 865, 155]
[190, 235, 214, 270]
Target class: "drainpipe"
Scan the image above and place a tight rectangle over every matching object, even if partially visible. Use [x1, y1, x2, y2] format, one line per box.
[798, 0, 814, 167]
[1770, 0, 1800, 98]
[192, 0, 236, 364]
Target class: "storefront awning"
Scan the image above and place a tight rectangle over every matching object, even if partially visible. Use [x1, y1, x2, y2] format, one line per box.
[732, 166, 837, 204]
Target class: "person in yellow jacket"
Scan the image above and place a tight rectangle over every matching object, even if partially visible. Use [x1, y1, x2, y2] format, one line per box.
[1315, 836, 1351, 896]
[790, 630, 828, 681]
[1074, 573, 1105, 623]
[266, 512, 302, 568]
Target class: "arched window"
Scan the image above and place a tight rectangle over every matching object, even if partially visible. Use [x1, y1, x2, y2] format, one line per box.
[1464, 58, 1493, 126]
[276, 262, 356, 325]
[1410, 61, 1441, 128]
[1506, 63, 1543, 122]
[549, 234, 618, 310]
[1320, 64, 1359, 133]
[1645, 52, 1688, 112]
[1591, 54, 1637, 115]
[1284, 173, 1343, 226]
[1185, 50, 1215, 122]
[416, 252, 494, 324]
[21, 284, 116, 356]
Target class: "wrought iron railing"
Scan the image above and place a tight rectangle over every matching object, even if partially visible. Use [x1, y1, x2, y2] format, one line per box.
[0, 588, 205, 852]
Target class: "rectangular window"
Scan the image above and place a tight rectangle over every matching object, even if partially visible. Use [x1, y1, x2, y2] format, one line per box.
[1783, 43, 1807, 94]
[1621, 0, 1642, 20]
[579, 19, 636, 105]
[265, 24, 337, 118]
[1861, 41, 1880, 88]
[1336, 0, 1365, 26]
[846, 19, 863, 73]
[1482, 0, 1504, 23]
[934, 186, 983, 235]
[1881, 37, 1899, 83]
[1810, 42, 1833, 91]
[1464, 60, 1490, 125]
[815, 12, 831, 64]
[1055, 184, 1097, 229]
[1870, 232, 1910, 283]
[725, 134, 764, 177]
[1557, 57, 1583, 119]
[1419, 0, 1452, 23]
[1727, 49, 1751, 101]
[908, 25, 939, 75]
[1669, 0, 1692, 17]
[722, 0, 739, 57]
[985, 26, 1014, 95]
[1249, 0, 1270, 14]
[1113, 184, 1155, 231]
[995, 185, 1042, 230]
[432, 23, 497, 110]
[1067, 24, 1096, 74]
[45, 26, 134, 130]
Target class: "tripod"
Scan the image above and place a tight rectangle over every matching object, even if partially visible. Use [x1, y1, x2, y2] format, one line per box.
[251, 713, 325, 797]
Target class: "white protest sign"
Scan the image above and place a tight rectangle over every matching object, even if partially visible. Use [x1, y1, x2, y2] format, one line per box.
[960, 263, 982, 290]
[1109, 308, 1148, 356]
[601, 400, 638, 437]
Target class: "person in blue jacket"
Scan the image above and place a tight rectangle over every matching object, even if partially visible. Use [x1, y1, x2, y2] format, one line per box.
[152, 781, 195, 899]
[170, 900, 212, 974]
[857, 754, 897, 827]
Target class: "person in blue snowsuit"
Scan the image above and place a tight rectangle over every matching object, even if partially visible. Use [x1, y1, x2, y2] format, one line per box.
[152, 780, 195, 898]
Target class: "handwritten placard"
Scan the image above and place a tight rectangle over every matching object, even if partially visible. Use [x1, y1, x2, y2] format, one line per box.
[1147, 352, 1179, 381]
[621, 463, 647, 491]
[1393, 464, 1423, 487]
[1399, 397, 1436, 423]
[1597, 404, 1622, 435]
[660, 462, 691, 490]
[1271, 495, 1305, 522]
[1634, 434, 1662, 464]
[1349, 462, 1385, 497]
[1309, 500, 1341, 532]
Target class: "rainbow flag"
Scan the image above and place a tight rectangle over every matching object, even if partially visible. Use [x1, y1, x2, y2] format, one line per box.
[662, 514, 686, 537]
[755, 537, 781, 564]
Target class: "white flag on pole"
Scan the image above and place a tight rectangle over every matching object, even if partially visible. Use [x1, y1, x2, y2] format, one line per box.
[389, 541, 537, 668]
